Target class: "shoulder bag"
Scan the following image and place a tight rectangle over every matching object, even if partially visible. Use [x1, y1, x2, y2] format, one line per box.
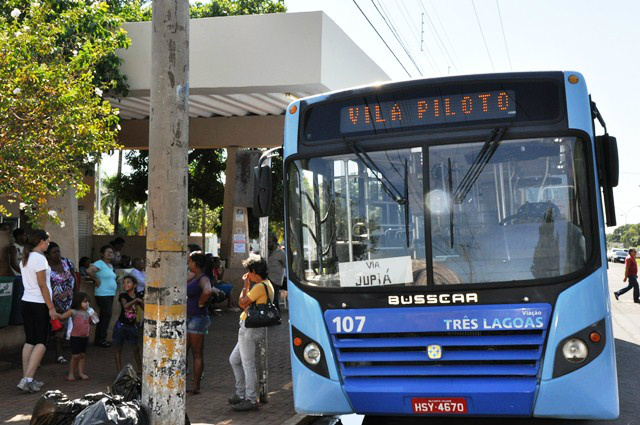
[244, 282, 281, 328]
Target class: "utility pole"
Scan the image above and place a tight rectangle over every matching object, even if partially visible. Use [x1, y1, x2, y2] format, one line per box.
[257, 161, 270, 403]
[420, 13, 425, 51]
[143, 1, 189, 424]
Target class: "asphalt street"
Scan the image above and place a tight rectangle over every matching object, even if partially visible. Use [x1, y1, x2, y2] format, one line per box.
[309, 262, 640, 425]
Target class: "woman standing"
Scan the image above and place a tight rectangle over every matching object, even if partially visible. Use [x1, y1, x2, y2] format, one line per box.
[17, 230, 56, 393]
[46, 242, 76, 364]
[186, 251, 212, 395]
[228, 255, 274, 411]
[86, 245, 117, 347]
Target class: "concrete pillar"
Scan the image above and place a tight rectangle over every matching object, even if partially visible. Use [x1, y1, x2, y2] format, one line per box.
[220, 147, 238, 264]
[45, 189, 79, 265]
[142, 0, 189, 423]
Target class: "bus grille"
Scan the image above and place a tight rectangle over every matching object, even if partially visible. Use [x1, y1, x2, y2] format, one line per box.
[331, 329, 546, 378]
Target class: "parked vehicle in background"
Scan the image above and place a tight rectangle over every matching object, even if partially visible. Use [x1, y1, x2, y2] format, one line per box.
[607, 249, 627, 263]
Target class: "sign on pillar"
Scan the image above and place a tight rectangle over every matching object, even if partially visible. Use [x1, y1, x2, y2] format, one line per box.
[228, 206, 249, 268]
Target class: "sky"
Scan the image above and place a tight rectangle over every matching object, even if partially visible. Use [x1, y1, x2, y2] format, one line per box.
[105, 0, 640, 228]
[283, 0, 640, 229]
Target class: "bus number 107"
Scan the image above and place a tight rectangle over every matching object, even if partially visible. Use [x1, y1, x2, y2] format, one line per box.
[332, 316, 366, 333]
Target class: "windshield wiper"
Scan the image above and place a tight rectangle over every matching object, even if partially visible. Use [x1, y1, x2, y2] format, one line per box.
[347, 141, 406, 204]
[344, 140, 411, 248]
[453, 127, 507, 204]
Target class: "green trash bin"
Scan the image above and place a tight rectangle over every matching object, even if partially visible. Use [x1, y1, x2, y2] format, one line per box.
[0, 277, 14, 328]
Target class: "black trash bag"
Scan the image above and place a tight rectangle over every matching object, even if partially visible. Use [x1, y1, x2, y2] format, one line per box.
[30, 391, 78, 425]
[111, 364, 141, 401]
[73, 395, 148, 425]
[30, 391, 122, 425]
[30, 391, 118, 425]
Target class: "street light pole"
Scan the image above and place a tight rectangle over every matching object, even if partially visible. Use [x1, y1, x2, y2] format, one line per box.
[622, 205, 640, 225]
[143, 1, 189, 424]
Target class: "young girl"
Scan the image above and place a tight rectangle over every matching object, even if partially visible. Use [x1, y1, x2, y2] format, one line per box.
[59, 292, 93, 381]
[113, 275, 143, 373]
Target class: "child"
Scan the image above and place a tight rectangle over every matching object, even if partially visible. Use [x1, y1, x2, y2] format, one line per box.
[113, 275, 143, 373]
[78, 257, 91, 277]
[59, 292, 93, 381]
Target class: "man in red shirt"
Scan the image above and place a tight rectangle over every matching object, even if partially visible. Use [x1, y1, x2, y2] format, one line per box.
[614, 248, 639, 303]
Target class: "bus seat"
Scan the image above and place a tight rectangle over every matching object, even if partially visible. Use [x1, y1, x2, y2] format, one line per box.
[471, 220, 586, 283]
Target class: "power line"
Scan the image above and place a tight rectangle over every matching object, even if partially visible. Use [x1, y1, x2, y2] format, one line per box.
[370, 0, 423, 76]
[471, 0, 495, 71]
[427, 0, 462, 70]
[392, 0, 440, 75]
[351, 0, 413, 78]
[495, 0, 513, 71]
[416, 0, 458, 73]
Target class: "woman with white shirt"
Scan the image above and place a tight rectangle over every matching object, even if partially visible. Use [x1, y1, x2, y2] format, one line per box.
[17, 229, 57, 393]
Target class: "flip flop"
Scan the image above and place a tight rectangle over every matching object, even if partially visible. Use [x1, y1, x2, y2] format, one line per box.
[66, 377, 76, 382]
[57, 356, 69, 364]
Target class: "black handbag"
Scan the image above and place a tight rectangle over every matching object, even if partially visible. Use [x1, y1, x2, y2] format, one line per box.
[244, 282, 281, 328]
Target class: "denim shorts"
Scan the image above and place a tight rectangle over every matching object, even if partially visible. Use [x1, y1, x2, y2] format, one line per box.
[112, 321, 138, 347]
[187, 315, 211, 335]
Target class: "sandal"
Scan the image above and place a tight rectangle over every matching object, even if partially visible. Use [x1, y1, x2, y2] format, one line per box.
[57, 356, 68, 364]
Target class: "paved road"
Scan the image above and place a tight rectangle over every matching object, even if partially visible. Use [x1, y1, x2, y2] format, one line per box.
[312, 263, 640, 425]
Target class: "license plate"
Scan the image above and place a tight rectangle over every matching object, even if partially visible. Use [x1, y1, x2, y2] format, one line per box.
[412, 398, 467, 414]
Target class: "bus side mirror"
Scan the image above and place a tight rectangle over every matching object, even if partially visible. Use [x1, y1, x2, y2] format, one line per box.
[253, 164, 272, 218]
[596, 134, 619, 187]
[596, 134, 618, 226]
[604, 135, 619, 187]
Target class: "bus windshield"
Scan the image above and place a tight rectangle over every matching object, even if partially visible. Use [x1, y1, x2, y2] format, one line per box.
[287, 136, 592, 288]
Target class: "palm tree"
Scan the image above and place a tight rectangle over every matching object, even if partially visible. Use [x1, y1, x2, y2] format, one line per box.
[121, 203, 147, 236]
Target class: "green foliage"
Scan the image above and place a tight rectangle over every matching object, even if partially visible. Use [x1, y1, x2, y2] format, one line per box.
[189, 0, 285, 18]
[106, 0, 151, 22]
[93, 209, 114, 235]
[189, 149, 226, 209]
[120, 202, 146, 235]
[107, 0, 287, 21]
[609, 224, 640, 249]
[188, 200, 222, 235]
[108, 151, 149, 205]
[0, 0, 129, 223]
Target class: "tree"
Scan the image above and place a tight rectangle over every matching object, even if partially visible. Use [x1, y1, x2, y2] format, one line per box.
[113, 0, 287, 20]
[121, 202, 146, 235]
[609, 224, 640, 249]
[94, 210, 114, 235]
[188, 200, 222, 235]
[0, 0, 129, 223]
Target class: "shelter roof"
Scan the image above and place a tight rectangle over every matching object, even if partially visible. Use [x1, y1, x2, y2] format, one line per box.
[110, 12, 390, 120]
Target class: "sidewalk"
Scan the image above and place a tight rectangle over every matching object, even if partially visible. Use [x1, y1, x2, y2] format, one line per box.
[0, 309, 295, 425]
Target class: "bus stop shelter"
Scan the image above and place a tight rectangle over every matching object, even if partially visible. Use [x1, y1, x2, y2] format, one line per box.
[3, 11, 390, 299]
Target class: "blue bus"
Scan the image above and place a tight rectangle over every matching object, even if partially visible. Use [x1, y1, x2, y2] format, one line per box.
[266, 72, 620, 418]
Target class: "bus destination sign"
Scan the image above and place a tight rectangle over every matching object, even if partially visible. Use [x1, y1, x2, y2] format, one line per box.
[339, 90, 516, 134]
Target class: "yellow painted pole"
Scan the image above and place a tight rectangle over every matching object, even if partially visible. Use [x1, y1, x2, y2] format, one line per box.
[143, 1, 189, 423]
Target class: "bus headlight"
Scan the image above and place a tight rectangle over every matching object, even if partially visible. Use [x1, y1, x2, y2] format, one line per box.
[562, 338, 588, 363]
[303, 343, 322, 366]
